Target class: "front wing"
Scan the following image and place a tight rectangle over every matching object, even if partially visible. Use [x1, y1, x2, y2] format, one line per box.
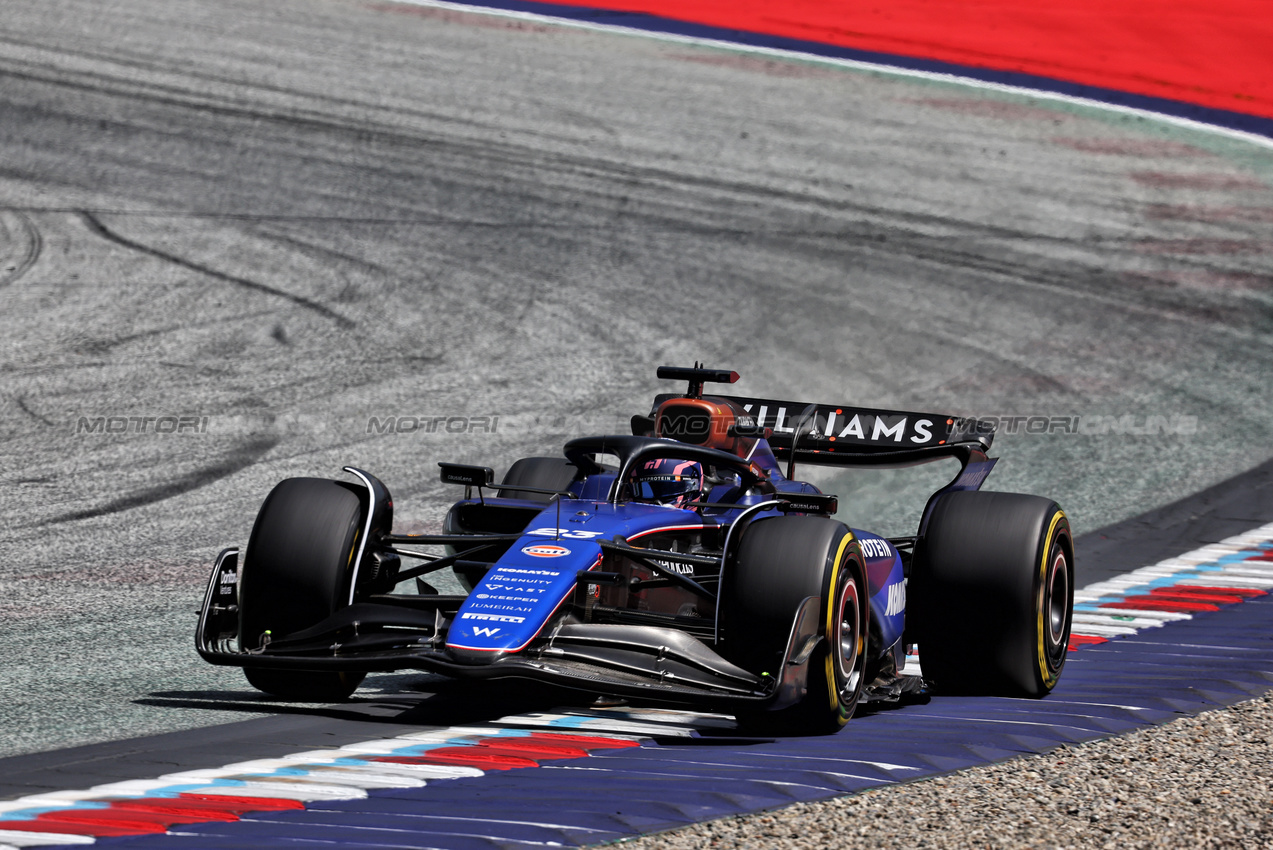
[197, 548, 822, 711]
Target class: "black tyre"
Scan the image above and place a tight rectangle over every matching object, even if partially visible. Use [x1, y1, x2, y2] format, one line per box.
[497, 457, 577, 503]
[720, 515, 869, 734]
[911, 491, 1073, 696]
[239, 477, 368, 700]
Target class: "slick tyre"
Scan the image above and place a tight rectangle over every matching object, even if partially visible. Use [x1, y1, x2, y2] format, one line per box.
[911, 491, 1073, 696]
[497, 457, 577, 503]
[721, 515, 869, 735]
[239, 477, 367, 701]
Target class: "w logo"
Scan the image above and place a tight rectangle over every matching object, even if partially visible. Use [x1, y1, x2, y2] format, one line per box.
[473, 626, 501, 637]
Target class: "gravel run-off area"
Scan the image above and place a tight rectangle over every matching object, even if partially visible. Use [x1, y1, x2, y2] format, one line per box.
[605, 693, 1273, 849]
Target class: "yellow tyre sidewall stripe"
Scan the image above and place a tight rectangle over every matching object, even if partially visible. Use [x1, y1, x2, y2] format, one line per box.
[1035, 510, 1069, 689]
[824, 531, 860, 723]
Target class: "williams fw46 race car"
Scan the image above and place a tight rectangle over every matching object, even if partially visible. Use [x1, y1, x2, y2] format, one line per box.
[197, 367, 1074, 734]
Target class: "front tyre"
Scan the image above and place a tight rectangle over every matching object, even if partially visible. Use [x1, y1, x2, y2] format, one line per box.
[720, 515, 869, 734]
[912, 491, 1073, 696]
[239, 477, 368, 700]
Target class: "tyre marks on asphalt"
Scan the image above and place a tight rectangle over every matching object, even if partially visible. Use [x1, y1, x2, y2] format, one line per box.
[77, 213, 355, 329]
[1, 526, 1271, 848]
[46, 434, 281, 525]
[0, 211, 42, 287]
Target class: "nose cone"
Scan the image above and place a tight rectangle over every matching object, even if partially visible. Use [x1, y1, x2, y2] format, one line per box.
[446, 535, 601, 660]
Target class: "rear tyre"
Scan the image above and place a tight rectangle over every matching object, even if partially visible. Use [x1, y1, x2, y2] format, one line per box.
[720, 515, 869, 735]
[911, 491, 1073, 696]
[497, 457, 577, 503]
[239, 477, 368, 700]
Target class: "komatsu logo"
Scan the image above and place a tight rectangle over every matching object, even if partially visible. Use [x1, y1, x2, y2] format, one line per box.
[497, 568, 557, 576]
[885, 580, 906, 617]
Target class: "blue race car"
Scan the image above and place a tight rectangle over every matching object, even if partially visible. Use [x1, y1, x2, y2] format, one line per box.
[198, 367, 1073, 734]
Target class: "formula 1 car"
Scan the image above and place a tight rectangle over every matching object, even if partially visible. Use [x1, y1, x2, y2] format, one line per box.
[197, 367, 1073, 734]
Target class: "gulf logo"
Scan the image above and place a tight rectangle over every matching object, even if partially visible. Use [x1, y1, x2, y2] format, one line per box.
[522, 543, 571, 558]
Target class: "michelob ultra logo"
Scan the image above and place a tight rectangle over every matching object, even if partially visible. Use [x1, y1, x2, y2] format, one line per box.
[522, 544, 570, 558]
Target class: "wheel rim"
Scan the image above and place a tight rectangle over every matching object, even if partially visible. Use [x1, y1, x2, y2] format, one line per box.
[835, 574, 862, 695]
[1046, 548, 1069, 651]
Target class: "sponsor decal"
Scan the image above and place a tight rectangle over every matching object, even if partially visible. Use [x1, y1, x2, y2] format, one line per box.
[217, 569, 237, 596]
[482, 586, 548, 595]
[495, 567, 558, 577]
[486, 575, 554, 585]
[476, 593, 542, 603]
[528, 528, 604, 539]
[735, 398, 944, 446]
[460, 612, 525, 623]
[860, 537, 894, 560]
[469, 603, 534, 613]
[652, 558, 695, 575]
[522, 544, 571, 558]
[949, 459, 997, 492]
[885, 580, 907, 617]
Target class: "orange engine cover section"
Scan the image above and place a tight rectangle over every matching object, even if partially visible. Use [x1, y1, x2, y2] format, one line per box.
[654, 397, 742, 454]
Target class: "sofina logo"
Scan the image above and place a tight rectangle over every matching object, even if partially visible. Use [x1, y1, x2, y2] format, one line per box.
[522, 544, 570, 558]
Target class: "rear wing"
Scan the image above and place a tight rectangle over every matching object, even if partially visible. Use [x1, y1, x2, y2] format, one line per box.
[649, 392, 994, 467]
[725, 394, 992, 460]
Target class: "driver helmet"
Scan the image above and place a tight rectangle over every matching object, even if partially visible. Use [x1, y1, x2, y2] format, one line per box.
[630, 459, 703, 509]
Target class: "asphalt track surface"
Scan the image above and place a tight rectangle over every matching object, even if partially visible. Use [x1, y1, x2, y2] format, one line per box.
[2, 0, 1272, 796]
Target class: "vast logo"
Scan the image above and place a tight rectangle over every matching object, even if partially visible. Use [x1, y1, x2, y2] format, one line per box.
[522, 544, 570, 558]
